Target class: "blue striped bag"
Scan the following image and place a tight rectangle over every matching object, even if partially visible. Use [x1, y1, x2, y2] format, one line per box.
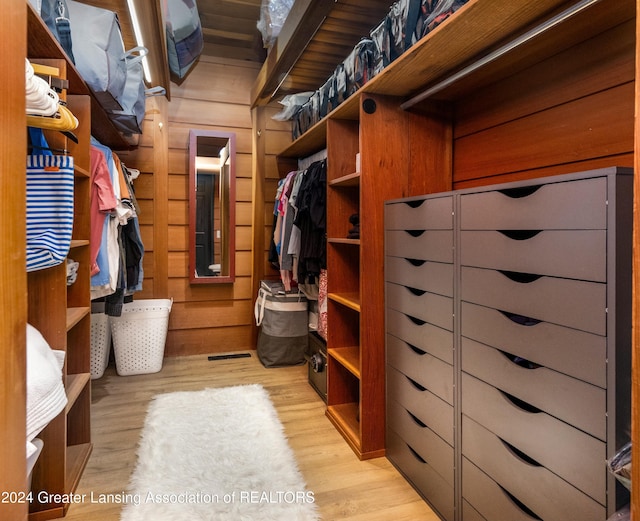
[26, 155, 75, 272]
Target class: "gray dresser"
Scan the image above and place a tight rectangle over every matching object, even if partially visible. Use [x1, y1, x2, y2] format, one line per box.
[384, 167, 632, 521]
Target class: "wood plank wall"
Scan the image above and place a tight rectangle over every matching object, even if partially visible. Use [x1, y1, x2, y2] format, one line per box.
[119, 55, 280, 356]
[452, 19, 635, 188]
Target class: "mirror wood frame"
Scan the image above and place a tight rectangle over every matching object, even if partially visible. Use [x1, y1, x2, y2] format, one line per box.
[188, 129, 236, 284]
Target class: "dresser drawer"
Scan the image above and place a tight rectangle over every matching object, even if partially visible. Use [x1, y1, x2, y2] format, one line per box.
[387, 308, 453, 365]
[462, 499, 488, 521]
[387, 428, 455, 521]
[387, 365, 454, 445]
[462, 338, 606, 440]
[387, 398, 454, 485]
[460, 176, 607, 230]
[386, 196, 453, 230]
[461, 302, 606, 388]
[386, 282, 453, 332]
[385, 256, 454, 297]
[460, 230, 606, 282]
[461, 266, 606, 335]
[385, 230, 453, 263]
[462, 372, 606, 502]
[463, 458, 544, 521]
[462, 416, 606, 521]
[388, 334, 454, 404]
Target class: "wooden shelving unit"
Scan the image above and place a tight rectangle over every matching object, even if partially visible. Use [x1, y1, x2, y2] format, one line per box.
[275, 0, 636, 478]
[24, 5, 133, 518]
[25, 70, 93, 520]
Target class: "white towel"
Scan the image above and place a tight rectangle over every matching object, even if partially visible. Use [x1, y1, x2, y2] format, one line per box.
[26, 324, 67, 458]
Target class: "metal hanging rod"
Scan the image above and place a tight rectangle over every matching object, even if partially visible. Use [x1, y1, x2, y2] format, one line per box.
[400, 0, 603, 111]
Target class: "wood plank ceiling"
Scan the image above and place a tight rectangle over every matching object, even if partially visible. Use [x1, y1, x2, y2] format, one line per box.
[198, 0, 266, 62]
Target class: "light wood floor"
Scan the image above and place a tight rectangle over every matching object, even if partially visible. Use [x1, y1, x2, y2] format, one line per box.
[59, 352, 439, 520]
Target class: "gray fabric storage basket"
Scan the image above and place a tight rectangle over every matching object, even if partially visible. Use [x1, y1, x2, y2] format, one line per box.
[66, 0, 127, 111]
[254, 285, 308, 367]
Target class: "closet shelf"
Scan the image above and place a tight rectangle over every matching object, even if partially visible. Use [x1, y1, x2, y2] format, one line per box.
[74, 165, 90, 179]
[329, 173, 360, 187]
[65, 444, 92, 497]
[326, 404, 361, 454]
[69, 240, 90, 249]
[65, 373, 90, 413]
[66, 307, 89, 331]
[27, 3, 131, 151]
[328, 238, 360, 246]
[328, 292, 360, 312]
[278, 0, 633, 160]
[329, 347, 360, 378]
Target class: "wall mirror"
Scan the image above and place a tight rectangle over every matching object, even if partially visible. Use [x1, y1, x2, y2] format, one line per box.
[188, 129, 236, 284]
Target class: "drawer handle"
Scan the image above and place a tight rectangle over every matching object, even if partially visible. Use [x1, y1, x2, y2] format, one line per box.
[407, 444, 428, 464]
[405, 230, 425, 238]
[499, 389, 542, 414]
[498, 185, 542, 198]
[499, 270, 542, 283]
[406, 409, 427, 428]
[405, 342, 427, 356]
[406, 200, 425, 209]
[405, 258, 426, 267]
[405, 286, 426, 296]
[498, 310, 541, 326]
[498, 230, 541, 241]
[404, 375, 427, 392]
[498, 484, 543, 520]
[499, 350, 542, 370]
[406, 314, 426, 326]
[500, 438, 543, 467]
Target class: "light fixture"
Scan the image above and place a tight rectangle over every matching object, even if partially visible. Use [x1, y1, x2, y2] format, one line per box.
[196, 156, 221, 172]
[126, 0, 152, 84]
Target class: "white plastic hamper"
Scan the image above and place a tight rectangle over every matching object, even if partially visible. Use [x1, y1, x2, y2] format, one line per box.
[110, 299, 172, 376]
[90, 311, 111, 379]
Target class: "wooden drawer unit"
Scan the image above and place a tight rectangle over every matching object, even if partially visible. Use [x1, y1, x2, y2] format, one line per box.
[461, 373, 606, 502]
[387, 308, 453, 365]
[462, 415, 606, 521]
[387, 398, 454, 485]
[460, 229, 606, 281]
[385, 230, 453, 263]
[385, 168, 632, 520]
[462, 499, 488, 521]
[461, 301, 606, 388]
[387, 333, 454, 405]
[463, 458, 547, 521]
[385, 256, 454, 297]
[386, 282, 453, 331]
[387, 365, 454, 446]
[459, 176, 607, 230]
[461, 265, 607, 335]
[387, 429, 455, 521]
[385, 195, 453, 230]
[461, 337, 606, 440]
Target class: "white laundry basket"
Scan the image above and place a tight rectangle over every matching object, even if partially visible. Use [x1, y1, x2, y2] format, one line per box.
[90, 309, 111, 379]
[110, 299, 173, 376]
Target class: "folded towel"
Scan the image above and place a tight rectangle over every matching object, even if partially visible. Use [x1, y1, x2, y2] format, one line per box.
[26, 324, 67, 458]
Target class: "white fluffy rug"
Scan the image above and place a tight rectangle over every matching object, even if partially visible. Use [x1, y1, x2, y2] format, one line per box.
[120, 384, 318, 521]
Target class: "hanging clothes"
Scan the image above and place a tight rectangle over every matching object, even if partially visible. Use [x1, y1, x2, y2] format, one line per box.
[294, 159, 326, 285]
[89, 137, 145, 313]
[268, 160, 326, 290]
